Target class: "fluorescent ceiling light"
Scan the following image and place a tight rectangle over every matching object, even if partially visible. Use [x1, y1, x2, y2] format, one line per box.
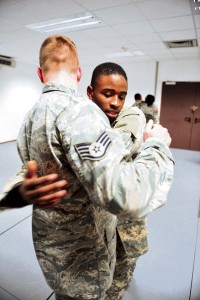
[41, 21, 101, 33]
[26, 13, 103, 33]
[35, 16, 93, 29]
[105, 51, 146, 58]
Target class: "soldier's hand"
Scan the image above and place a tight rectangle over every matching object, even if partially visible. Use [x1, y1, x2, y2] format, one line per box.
[19, 161, 68, 209]
[143, 119, 172, 147]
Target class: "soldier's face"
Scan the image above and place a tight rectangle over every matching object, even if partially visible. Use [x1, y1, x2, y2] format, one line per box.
[87, 74, 128, 123]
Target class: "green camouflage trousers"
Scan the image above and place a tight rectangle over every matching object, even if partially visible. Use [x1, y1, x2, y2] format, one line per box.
[55, 293, 106, 300]
[55, 231, 138, 300]
[104, 232, 138, 300]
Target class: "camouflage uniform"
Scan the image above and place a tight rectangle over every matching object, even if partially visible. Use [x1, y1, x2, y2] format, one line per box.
[0, 82, 174, 299]
[140, 103, 159, 124]
[105, 107, 147, 300]
[132, 101, 143, 109]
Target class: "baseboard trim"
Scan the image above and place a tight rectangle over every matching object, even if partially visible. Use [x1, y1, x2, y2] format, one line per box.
[0, 139, 16, 145]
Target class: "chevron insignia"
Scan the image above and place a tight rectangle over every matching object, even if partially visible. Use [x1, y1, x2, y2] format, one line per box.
[74, 131, 112, 161]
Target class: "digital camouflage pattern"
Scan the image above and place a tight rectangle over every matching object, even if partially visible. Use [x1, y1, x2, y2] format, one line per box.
[105, 107, 147, 300]
[105, 232, 138, 300]
[0, 82, 174, 299]
[114, 107, 148, 255]
[113, 106, 146, 161]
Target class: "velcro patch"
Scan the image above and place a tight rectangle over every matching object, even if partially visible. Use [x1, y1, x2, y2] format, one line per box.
[74, 131, 112, 161]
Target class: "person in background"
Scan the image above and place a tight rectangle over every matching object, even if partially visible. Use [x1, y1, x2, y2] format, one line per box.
[132, 93, 143, 108]
[140, 94, 159, 124]
[0, 35, 174, 300]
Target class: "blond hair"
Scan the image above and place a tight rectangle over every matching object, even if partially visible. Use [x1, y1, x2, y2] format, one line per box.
[39, 35, 79, 74]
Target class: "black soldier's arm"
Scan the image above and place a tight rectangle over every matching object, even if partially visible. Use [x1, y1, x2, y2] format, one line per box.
[0, 184, 28, 208]
[0, 164, 67, 210]
[0, 166, 27, 210]
[112, 106, 146, 160]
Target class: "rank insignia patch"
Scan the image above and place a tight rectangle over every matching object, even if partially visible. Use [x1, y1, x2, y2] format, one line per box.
[74, 131, 112, 161]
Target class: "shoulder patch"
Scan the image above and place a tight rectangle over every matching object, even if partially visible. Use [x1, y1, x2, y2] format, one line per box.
[74, 131, 112, 161]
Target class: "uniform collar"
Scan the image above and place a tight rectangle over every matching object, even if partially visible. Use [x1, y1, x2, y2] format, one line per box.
[42, 81, 77, 95]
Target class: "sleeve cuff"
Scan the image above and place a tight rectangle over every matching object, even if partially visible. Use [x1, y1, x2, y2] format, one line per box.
[0, 185, 29, 208]
[143, 137, 174, 163]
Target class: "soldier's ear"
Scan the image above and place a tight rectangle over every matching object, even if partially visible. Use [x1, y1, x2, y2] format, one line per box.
[87, 85, 93, 100]
[37, 67, 44, 83]
[77, 66, 82, 82]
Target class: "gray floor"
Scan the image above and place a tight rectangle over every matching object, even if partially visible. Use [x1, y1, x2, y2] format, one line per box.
[0, 142, 199, 300]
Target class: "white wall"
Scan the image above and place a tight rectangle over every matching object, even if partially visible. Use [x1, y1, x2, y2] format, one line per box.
[1, 59, 200, 143]
[156, 60, 200, 107]
[115, 61, 156, 107]
[0, 60, 156, 143]
[0, 62, 42, 143]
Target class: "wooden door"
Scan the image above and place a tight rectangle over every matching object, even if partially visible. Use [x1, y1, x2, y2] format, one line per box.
[190, 84, 200, 150]
[160, 82, 200, 151]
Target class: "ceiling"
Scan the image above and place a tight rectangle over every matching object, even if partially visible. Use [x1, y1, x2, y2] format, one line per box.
[0, 0, 199, 67]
